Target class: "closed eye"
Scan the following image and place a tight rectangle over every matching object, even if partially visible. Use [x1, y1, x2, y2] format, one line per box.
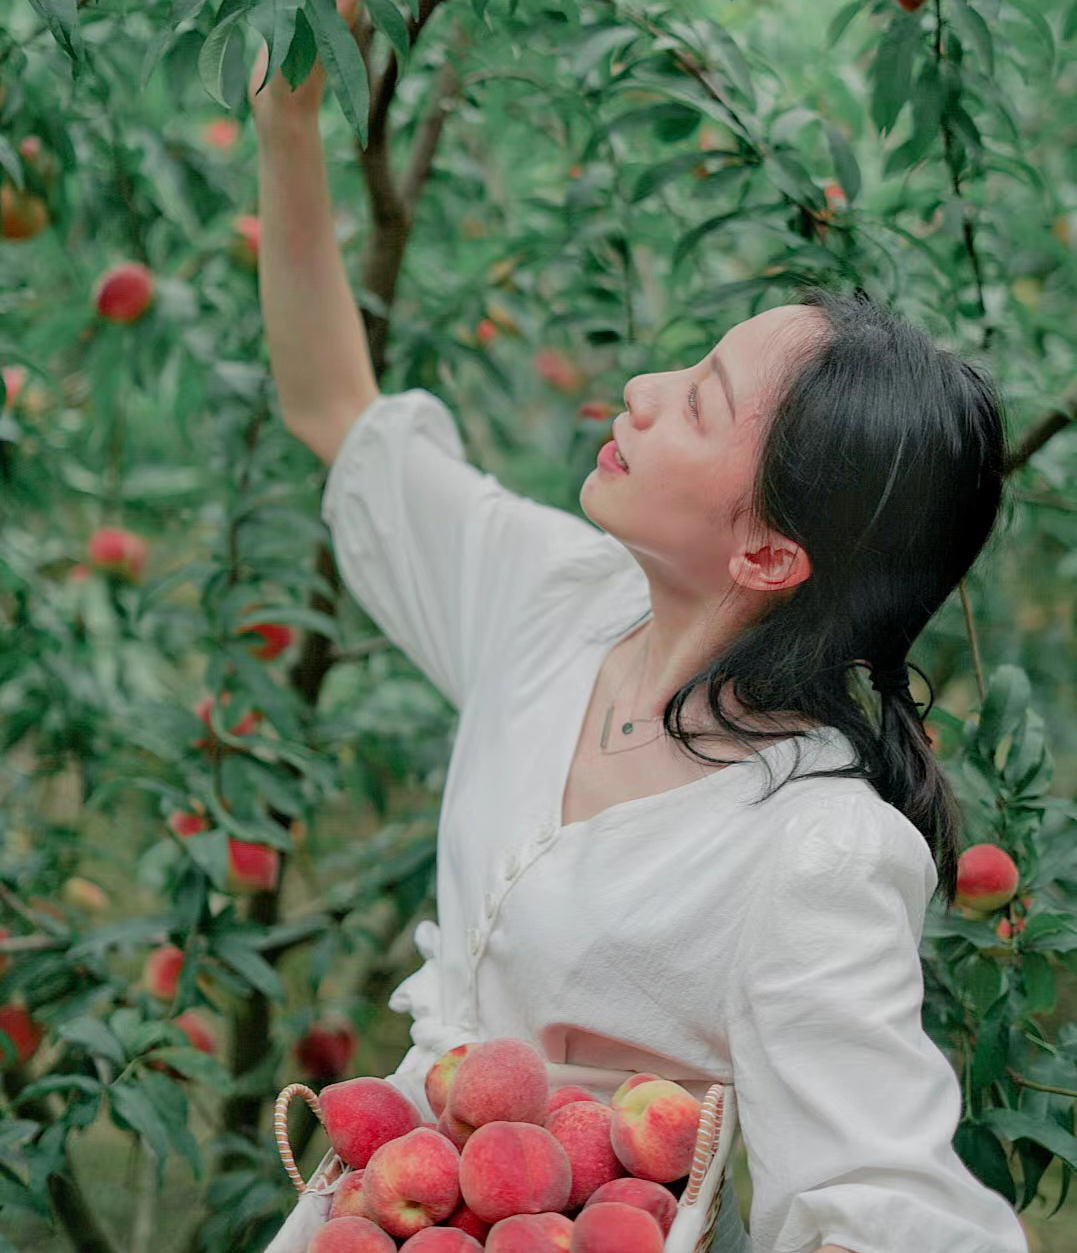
[688, 381, 700, 423]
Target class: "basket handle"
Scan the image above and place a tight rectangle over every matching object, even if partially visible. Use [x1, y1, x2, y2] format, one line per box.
[274, 1082, 324, 1193]
[682, 1083, 725, 1206]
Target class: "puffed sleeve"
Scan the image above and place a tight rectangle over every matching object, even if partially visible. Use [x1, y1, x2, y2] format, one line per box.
[321, 389, 621, 710]
[727, 798, 1029, 1253]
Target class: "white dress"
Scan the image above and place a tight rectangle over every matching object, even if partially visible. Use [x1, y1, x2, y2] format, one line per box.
[320, 388, 1029, 1253]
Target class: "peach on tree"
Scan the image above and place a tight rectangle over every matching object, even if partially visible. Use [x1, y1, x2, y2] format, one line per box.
[93, 261, 155, 323]
[954, 844, 1020, 914]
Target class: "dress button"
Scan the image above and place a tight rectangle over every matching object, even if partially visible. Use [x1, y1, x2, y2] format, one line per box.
[468, 928, 481, 955]
[536, 823, 556, 845]
[484, 891, 497, 919]
[504, 854, 521, 881]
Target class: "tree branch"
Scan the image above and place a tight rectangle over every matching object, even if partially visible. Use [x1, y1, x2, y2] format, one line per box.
[1003, 384, 1077, 477]
[402, 47, 464, 216]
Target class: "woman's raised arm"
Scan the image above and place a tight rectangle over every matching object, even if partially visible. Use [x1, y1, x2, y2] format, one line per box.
[251, 0, 380, 465]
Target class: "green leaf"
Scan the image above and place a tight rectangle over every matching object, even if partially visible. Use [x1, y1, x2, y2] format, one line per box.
[1021, 952, 1056, 1015]
[57, 1017, 127, 1068]
[827, 0, 862, 49]
[982, 1108, 1077, 1173]
[25, 0, 86, 69]
[884, 58, 944, 174]
[212, 933, 285, 1000]
[953, 1121, 1017, 1202]
[763, 150, 825, 211]
[1006, 0, 1056, 74]
[198, 7, 248, 109]
[15, 1074, 104, 1104]
[304, 0, 371, 145]
[140, 0, 210, 92]
[949, 0, 994, 75]
[707, 23, 756, 111]
[1066, 0, 1077, 42]
[977, 666, 1031, 758]
[825, 123, 861, 203]
[110, 1079, 171, 1175]
[366, 0, 411, 75]
[249, 0, 302, 99]
[628, 153, 717, 203]
[181, 830, 232, 891]
[869, 12, 922, 136]
[1021, 914, 1077, 953]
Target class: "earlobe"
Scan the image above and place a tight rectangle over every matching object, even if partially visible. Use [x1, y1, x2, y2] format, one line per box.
[728, 542, 812, 592]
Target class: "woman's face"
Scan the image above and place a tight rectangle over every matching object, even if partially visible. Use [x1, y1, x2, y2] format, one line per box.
[580, 304, 821, 594]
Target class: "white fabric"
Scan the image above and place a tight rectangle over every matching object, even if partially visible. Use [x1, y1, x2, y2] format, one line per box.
[320, 388, 1028, 1253]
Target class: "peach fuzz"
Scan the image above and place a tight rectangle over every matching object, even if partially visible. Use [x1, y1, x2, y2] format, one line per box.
[487, 1211, 574, 1252]
[361, 1127, 461, 1238]
[448, 1037, 549, 1131]
[425, 1042, 476, 1119]
[546, 1085, 601, 1118]
[398, 1230, 484, 1252]
[583, 1178, 677, 1238]
[443, 1200, 491, 1241]
[437, 1107, 473, 1150]
[610, 1073, 663, 1110]
[318, 1076, 422, 1170]
[328, 1168, 368, 1220]
[568, 1202, 664, 1253]
[609, 1080, 701, 1183]
[545, 1101, 626, 1209]
[308, 1216, 395, 1253]
[459, 1121, 571, 1224]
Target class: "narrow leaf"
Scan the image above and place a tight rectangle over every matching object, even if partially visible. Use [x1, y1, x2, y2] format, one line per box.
[304, 0, 371, 144]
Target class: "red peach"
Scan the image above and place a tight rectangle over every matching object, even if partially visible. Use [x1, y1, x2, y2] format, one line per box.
[329, 1168, 369, 1220]
[238, 620, 294, 660]
[0, 1004, 44, 1068]
[425, 1043, 476, 1119]
[443, 1201, 491, 1241]
[18, 136, 42, 163]
[609, 1080, 701, 1183]
[2, 365, 26, 409]
[533, 349, 584, 393]
[545, 1101, 626, 1210]
[448, 1037, 549, 1131]
[582, 1179, 677, 1238]
[995, 917, 1026, 942]
[437, 1107, 473, 1150]
[87, 527, 149, 582]
[144, 944, 185, 1000]
[1, 185, 48, 240]
[399, 1229, 484, 1251]
[895, 0, 926, 10]
[94, 262, 155, 323]
[955, 844, 1020, 914]
[309, 1216, 395, 1253]
[577, 402, 618, 423]
[823, 182, 848, 212]
[459, 1121, 571, 1224]
[296, 1017, 359, 1082]
[203, 118, 240, 150]
[361, 1127, 461, 1238]
[569, 1202, 663, 1253]
[192, 693, 263, 749]
[476, 319, 498, 346]
[487, 1211, 574, 1252]
[173, 1011, 216, 1054]
[232, 214, 260, 271]
[547, 1085, 602, 1118]
[227, 840, 280, 894]
[168, 810, 210, 838]
[610, 1073, 663, 1110]
[60, 877, 110, 913]
[318, 1076, 422, 1170]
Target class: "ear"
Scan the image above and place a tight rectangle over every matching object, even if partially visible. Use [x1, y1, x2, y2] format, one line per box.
[728, 527, 812, 594]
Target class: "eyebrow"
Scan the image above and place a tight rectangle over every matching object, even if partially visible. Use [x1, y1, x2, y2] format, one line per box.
[709, 349, 735, 423]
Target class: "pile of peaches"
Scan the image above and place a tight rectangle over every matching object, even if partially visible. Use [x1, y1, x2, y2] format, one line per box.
[300, 1037, 706, 1252]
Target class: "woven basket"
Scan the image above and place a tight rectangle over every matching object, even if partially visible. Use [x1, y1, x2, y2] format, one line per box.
[266, 1078, 739, 1253]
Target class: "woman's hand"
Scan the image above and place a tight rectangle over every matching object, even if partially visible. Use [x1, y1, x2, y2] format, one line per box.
[248, 0, 363, 125]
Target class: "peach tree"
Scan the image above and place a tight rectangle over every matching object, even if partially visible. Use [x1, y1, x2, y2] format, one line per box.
[1, 1, 1076, 1250]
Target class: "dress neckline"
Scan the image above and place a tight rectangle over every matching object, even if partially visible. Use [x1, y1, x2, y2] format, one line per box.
[555, 586, 839, 834]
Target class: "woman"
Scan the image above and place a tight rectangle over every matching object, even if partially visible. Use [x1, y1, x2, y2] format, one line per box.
[252, 15, 1029, 1253]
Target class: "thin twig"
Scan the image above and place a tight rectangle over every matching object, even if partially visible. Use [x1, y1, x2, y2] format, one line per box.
[958, 578, 986, 706]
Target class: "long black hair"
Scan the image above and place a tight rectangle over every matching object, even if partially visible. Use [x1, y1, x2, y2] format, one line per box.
[608, 289, 1009, 908]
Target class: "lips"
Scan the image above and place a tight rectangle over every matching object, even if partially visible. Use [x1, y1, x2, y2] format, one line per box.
[612, 421, 629, 470]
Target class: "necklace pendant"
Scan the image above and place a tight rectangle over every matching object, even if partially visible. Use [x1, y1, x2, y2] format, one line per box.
[621, 721, 634, 735]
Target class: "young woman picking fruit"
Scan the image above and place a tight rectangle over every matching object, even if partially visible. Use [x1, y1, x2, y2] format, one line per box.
[251, 8, 1026, 1253]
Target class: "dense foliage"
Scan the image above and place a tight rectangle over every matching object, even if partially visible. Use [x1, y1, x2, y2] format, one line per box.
[1, 1, 1075, 1250]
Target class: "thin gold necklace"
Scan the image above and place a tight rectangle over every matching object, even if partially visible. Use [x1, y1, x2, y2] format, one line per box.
[598, 628, 666, 755]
